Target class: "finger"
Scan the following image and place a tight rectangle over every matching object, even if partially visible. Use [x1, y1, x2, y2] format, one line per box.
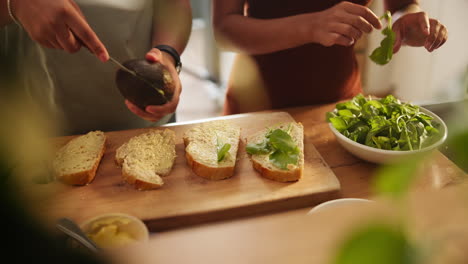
[328, 33, 354, 47]
[343, 2, 381, 29]
[429, 25, 446, 52]
[56, 26, 81, 53]
[145, 48, 163, 63]
[393, 29, 402, 53]
[418, 12, 430, 35]
[332, 23, 363, 42]
[66, 9, 109, 62]
[434, 27, 448, 50]
[125, 100, 160, 122]
[340, 13, 373, 33]
[425, 21, 440, 51]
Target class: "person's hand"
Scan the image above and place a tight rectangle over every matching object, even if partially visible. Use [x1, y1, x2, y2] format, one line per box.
[392, 12, 448, 53]
[12, 0, 108, 61]
[309, 1, 382, 47]
[125, 48, 182, 122]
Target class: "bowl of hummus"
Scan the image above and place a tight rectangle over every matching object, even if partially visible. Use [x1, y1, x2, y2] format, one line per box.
[81, 213, 149, 249]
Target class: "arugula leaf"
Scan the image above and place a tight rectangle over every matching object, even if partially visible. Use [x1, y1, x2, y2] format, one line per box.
[326, 94, 442, 151]
[217, 143, 231, 162]
[369, 11, 396, 65]
[246, 140, 271, 155]
[246, 127, 300, 170]
[269, 149, 299, 170]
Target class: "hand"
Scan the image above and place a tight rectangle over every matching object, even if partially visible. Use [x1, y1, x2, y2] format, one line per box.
[125, 48, 182, 122]
[393, 12, 448, 53]
[12, 0, 108, 62]
[309, 1, 382, 47]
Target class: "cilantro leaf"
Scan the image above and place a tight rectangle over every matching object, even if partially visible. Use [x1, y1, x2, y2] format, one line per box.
[369, 11, 396, 65]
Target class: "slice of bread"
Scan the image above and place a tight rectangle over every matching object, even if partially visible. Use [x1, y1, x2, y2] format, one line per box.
[115, 129, 176, 190]
[183, 120, 241, 180]
[247, 122, 304, 182]
[53, 131, 106, 185]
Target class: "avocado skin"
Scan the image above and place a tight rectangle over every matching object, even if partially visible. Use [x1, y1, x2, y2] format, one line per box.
[115, 59, 175, 109]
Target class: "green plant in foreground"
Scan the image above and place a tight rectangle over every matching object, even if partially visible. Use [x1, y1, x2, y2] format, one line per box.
[326, 94, 442, 151]
[246, 126, 299, 170]
[369, 11, 396, 65]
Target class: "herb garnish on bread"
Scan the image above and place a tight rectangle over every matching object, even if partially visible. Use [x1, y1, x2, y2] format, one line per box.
[53, 131, 106, 185]
[183, 120, 241, 180]
[115, 129, 176, 190]
[246, 122, 304, 182]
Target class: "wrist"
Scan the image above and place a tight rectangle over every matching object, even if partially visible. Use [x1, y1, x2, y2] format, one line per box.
[154, 44, 182, 74]
[298, 13, 318, 45]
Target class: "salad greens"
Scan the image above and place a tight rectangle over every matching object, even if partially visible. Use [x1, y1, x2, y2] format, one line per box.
[369, 11, 396, 65]
[246, 126, 300, 170]
[216, 137, 231, 162]
[326, 94, 441, 151]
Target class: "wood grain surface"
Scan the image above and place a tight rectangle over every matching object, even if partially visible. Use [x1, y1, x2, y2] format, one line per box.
[38, 112, 340, 231]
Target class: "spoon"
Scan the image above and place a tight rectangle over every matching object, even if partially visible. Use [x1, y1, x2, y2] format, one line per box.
[56, 218, 100, 253]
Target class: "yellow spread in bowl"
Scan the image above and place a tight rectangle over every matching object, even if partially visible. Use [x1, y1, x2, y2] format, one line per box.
[86, 217, 137, 248]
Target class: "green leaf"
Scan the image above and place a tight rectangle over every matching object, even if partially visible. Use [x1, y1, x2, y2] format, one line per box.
[330, 117, 348, 132]
[269, 149, 299, 170]
[369, 11, 396, 65]
[217, 143, 231, 162]
[374, 154, 427, 198]
[333, 224, 414, 264]
[268, 129, 298, 153]
[338, 109, 354, 117]
[246, 140, 271, 155]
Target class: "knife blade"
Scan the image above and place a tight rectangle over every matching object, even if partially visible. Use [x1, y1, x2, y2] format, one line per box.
[109, 56, 138, 76]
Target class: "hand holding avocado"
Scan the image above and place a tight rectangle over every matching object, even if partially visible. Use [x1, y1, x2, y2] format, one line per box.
[122, 48, 182, 123]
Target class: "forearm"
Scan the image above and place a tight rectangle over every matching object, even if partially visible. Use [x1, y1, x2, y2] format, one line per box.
[214, 13, 312, 55]
[0, 0, 13, 27]
[385, 0, 420, 14]
[152, 0, 192, 55]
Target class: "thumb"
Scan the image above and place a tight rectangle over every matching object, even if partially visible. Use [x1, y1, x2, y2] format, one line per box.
[393, 27, 402, 53]
[145, 48, 163, 63]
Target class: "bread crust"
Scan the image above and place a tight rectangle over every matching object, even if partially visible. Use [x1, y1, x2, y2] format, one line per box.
[122, 168, 163, 190]
[185, 151, 234, 180]
[58, 144, 106, 186]
[251, 157, 302, 182]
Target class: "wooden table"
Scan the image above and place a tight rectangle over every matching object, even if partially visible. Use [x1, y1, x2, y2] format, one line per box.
[111, 103, 466, 264]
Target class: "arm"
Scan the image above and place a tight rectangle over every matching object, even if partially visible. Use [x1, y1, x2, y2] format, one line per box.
[213, 0, 382, 55]
[386, 0, 448, 53]
[126, 0, 192, 122]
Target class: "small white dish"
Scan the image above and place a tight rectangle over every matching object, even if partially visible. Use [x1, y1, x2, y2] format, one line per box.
[80, 213, 149, 249]
[307, 198, 373, 215]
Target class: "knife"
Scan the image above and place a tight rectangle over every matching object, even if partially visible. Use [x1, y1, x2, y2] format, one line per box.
[108, 56, 138, 76]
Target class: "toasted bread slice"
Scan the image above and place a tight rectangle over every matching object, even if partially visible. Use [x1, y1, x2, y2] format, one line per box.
[247, 122, 304, 182]
[183, 120, 241, 180]
[115, 129, 176, 190]
[53, 131, 106, 185]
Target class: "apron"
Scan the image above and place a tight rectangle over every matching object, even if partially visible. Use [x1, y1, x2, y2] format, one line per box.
[2, 0, 173, 135]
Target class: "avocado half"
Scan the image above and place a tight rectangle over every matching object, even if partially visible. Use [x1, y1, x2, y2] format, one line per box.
[115, 59, 175, 109]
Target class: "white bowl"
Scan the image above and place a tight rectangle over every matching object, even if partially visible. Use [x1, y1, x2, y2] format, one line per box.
[329, 106, 448, 164]
[307, 198, 373, 214]
[80, 213, 149, 249]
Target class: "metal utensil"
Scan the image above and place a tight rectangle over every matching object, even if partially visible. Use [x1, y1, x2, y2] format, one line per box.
[56, 218, 100, 253]
[109, 56, 138, 76]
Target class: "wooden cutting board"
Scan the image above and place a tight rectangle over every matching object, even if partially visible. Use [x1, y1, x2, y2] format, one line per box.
[38, 112, 340, 231]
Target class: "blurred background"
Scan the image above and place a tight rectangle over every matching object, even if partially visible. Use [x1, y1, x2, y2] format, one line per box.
[177, 0, 468, 121]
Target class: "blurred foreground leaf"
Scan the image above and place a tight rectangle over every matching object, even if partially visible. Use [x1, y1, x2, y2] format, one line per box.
[333, 224, 415, 264]
[447, 130, 468, 172]
[373, 154, 427, 198]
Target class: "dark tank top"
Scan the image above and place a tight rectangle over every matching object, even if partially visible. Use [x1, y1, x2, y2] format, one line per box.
[244, 0, 371, 110]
